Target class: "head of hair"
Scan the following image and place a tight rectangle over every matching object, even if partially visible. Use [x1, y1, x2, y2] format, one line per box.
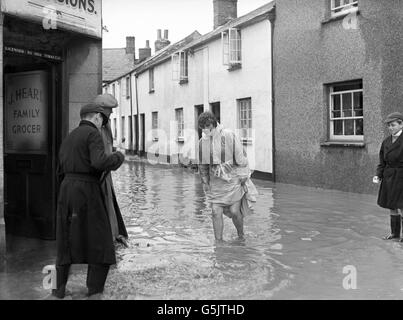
[198, 111, 217, 129]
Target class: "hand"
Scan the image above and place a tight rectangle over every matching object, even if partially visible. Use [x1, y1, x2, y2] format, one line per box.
[202, 183, 211, 193]
[240, 177, 248, 185]
[373, 176, 381, 184]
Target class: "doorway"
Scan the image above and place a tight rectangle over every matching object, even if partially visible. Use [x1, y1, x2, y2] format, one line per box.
[195, 105, 204, 139]
[210, 102, 221, 124]
[3, 54, 62, 240]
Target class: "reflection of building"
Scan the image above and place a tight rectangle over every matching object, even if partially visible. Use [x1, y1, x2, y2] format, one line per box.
[104, 0, 275, 179]
[273, 0, 403, 193]
[0, 0, 103, 258]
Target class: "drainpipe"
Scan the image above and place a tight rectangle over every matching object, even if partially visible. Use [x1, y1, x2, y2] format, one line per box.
[269, 10, 276, 182]
[134, 73, 140, 155]
[129, 73, 134, 153]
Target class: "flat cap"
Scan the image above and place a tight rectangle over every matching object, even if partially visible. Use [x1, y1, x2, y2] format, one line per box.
[384, 112, 403, 124]
[93, 93, 118, 108]
[80, 102, 108, 125]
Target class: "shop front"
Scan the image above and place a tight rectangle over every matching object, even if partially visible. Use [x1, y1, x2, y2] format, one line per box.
[0, 0, 103, 257]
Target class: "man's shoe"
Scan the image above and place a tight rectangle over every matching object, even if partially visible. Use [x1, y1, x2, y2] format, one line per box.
[383, 215, 401, 240]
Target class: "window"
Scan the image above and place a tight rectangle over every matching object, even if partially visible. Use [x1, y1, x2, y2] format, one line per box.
[175, 108, 184, 141]
[331, 0, 358, 17]
[238, 98, 252, 141]
[152, 111, 158, 141]
[113, 118, 117, 139]
[222, 28, 242, 67]
[172, 51, 188, 83]
[126, 77, 131, 99]
[329, 81, 363, 141]
[149, 68, 154, 93]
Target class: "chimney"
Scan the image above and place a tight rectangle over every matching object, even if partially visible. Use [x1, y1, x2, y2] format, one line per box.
[139, 40, 152, 61]
[213, 0, 237, 29]
[155, 29, 171, 52]
[126, 36, 136, 58]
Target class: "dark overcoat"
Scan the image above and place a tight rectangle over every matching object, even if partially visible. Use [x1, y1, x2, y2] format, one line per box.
[100, 123, 128, 238]
[377, 133, 403, 209]
[56, 120, 124, 266]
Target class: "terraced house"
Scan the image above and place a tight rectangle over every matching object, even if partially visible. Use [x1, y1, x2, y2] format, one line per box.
[105, 0, 275, 179]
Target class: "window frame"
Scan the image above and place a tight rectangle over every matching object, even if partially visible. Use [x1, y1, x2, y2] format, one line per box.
[175, 108, 184, 141]
[328, 81, 363, 142]
[221, 27, 242, 66]
[171, 51, 189, 83]
[152, 111, 159, 141]
[149, 67, 155, 93]
[237, 98, 252, 143]
[126, 76, 131, 99]
[330, 0, 358, 18]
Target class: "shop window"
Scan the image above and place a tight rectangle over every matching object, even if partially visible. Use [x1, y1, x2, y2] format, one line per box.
[328, 80, 363, 141]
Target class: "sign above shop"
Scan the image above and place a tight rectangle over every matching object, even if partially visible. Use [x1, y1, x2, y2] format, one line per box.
[1, 0, 102, 39]
[5, 46, 63, 61]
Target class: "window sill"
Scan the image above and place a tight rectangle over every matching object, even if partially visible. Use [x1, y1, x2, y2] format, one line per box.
[227, 63, 242, 71]
[320, 141, 365, 148]
[179, 78, 188, 85]
[321, 8, 359, 25]
[149, 89, 155, 94]
[177, 137, 185, 143]
[152, 137, 159, 142]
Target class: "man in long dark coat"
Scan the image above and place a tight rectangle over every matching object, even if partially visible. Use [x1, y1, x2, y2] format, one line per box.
[375, 112, 403, 241]
[52, 103, 125, 299]
[93, 93, 128, 247]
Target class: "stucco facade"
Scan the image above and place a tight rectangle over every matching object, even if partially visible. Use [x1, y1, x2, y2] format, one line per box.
[108, 3, 274, 178]
[273, 0, 403, 194]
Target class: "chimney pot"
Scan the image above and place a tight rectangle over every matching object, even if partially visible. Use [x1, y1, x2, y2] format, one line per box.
[126, 36, 136, 57]
[146, 40, 150, 48]
[164, 29, 169, 40]
[157, 29, 162, 40]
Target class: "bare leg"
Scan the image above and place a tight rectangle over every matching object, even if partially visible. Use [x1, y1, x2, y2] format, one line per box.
[229, 201, 244, 239]
[212, 204, 224, 241]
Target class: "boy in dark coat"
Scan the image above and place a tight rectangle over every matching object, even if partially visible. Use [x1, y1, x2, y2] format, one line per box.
[374, 112, 403, 241]
[93, 93, 128, 247]
[52, 103, 125, 299]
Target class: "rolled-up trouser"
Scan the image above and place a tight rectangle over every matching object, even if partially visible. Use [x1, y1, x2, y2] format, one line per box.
[52, 264, 110, 298]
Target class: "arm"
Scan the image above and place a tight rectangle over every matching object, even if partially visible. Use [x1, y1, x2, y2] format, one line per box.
[88, 130, 125, 172]
[233, 132, 248, 167]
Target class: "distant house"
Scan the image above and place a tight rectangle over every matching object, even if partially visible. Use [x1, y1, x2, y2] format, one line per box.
[104, 0, 275, 180]
[273, 0, 403, 193]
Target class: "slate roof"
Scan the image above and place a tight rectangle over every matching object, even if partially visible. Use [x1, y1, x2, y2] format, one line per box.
[102, 48, 136, 83]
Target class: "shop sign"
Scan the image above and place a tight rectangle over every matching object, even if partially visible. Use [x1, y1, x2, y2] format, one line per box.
[5, 71, 48, 154]
[1, 0, 102, 38]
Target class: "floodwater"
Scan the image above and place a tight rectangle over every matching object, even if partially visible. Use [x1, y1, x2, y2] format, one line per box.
[2, 160, 403, 300]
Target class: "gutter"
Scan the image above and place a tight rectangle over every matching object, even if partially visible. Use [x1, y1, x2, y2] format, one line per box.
[269, 8, 276, 182]
[134, 72, 140, 155]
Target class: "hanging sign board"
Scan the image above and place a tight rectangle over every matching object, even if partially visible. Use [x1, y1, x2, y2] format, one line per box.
[5, 71, 48, 154]
[1, 0, 102, 39]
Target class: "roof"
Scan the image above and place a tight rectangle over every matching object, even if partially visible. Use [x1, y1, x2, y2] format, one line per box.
[180, 1, 275, 52]
[134, 31, 202, 75]
[102, 48, 137, 83]
[103, 1, 275, 82]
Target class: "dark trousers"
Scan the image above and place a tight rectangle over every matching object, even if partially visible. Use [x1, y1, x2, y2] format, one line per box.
[52, 264, 110, 298]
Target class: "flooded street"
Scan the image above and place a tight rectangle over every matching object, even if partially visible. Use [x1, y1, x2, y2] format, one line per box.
[3, 160, 403, 299]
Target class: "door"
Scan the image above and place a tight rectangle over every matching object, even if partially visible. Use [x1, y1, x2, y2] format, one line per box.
[210, 102, 221, 124]
[140, 113, 145, 156]
[195, 105, 204, 139]
[4, 66, 60, 240]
